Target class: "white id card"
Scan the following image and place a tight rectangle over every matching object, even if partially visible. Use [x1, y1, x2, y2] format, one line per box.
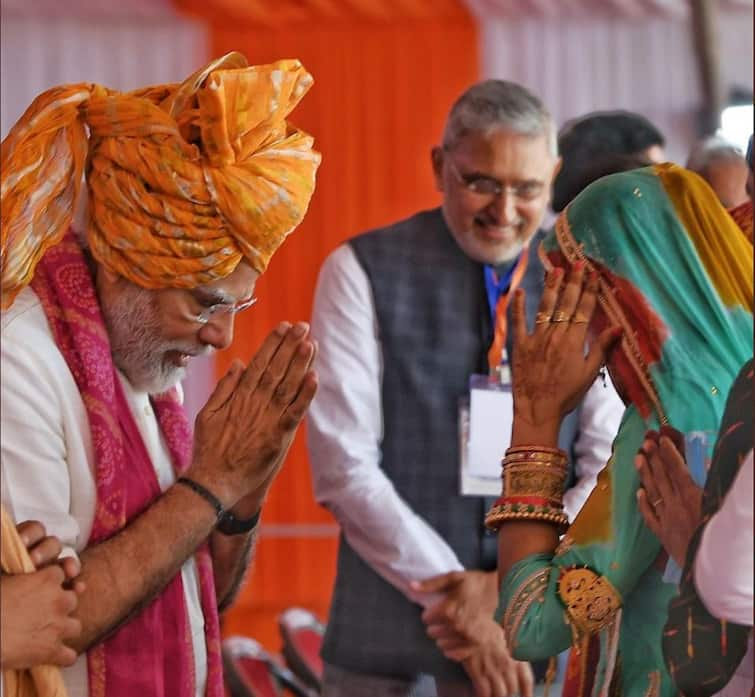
[459, 374, 514, 496]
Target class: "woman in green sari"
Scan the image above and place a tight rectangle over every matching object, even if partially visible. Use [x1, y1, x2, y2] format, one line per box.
[491, 163, 753, 695]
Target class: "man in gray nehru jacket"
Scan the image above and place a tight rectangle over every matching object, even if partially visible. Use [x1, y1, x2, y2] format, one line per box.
[307, 81, 625, 697]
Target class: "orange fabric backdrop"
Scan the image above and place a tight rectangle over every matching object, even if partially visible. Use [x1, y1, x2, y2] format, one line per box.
[174, 0, 479, 652]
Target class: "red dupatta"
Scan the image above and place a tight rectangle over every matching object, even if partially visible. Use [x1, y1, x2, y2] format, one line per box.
[30, 233, 223, 697]
[728, 200, 753, 243]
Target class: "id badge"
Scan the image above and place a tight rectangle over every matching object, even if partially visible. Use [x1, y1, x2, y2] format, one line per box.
[459, 373, 514, 496]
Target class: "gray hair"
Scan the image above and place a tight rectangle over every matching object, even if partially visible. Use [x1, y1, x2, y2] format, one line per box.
[442, 80, 556, 157]
[686, 136, 747, 175]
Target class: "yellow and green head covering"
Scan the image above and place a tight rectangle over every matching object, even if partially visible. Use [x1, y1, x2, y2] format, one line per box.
[0, 52, 321, 309]
[505, 164, 755, 694]
[542, 163, 752, 428]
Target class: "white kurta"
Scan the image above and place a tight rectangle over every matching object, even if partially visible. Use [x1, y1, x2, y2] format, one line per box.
[696, 450, 754, 697]
[1, 287, 207, 697]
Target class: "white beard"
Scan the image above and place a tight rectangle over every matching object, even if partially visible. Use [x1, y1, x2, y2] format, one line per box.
[100, 283, 208, 394]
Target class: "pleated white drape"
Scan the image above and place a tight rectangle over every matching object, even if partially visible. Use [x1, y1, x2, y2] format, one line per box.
[467, 0, 752, 20]
[472, 6, 753, 161]
[0, 7, 208, 136]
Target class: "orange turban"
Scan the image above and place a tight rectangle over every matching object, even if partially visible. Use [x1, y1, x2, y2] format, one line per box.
[1, 52, 321, 309]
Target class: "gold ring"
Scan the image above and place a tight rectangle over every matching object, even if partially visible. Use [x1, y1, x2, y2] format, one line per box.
[535, 312, 552, 325]
[652, 498, 663, 508]
[551, 310, 570, 323]
[572, 313, 589, 324]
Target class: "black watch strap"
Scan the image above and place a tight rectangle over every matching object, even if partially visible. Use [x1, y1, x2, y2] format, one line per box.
[216, 508, 261, 536]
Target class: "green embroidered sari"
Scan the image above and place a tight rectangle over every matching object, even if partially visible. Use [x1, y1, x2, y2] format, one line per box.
[497, 164, 753, 696]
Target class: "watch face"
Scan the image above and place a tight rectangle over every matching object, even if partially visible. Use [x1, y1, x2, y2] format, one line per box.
[217, 509, 261, 536]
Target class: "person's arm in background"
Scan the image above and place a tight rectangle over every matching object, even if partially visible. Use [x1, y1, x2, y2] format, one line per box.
[307, 244, 464, 606]
[563, 373, 625, 521]
[694, 450, 753, 625]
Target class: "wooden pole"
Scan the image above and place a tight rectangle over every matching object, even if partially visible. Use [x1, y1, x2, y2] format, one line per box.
[690, 0, 723, 137]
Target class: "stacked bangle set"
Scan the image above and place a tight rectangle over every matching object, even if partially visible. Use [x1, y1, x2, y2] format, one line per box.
[485, 445, 569, 534]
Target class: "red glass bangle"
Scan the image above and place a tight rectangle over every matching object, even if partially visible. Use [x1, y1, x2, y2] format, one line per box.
[495, 495, 563, 508]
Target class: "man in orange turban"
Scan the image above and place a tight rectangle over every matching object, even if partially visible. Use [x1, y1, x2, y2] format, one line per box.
[0, 52, 320, 697]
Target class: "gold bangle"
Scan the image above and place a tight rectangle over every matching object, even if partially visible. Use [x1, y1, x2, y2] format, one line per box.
[503, 449, 568, 460]
[485, 503, 569, 534]
[503, 459, 568, 473]
[506, 445, 568, 457]
[502, 467, 568, 501]
[500, 445, 569, 503]
[503, 447, 569, 469]
[485, 511, 569, 531]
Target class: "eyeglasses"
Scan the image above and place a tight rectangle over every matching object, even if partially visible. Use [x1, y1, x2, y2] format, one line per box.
[444, 155, 545, 201]
[193, 296, 258, 325]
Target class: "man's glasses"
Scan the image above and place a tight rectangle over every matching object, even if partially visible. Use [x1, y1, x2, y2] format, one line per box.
[444, 154, 545, 202]
[194, 296, 258, 325]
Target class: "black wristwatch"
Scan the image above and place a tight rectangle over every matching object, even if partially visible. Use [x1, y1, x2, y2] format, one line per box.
[175, 477, 261, 536]
[216, 508, 261, 536]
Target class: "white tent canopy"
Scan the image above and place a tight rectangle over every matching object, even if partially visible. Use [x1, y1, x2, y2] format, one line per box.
[470, 0, 753, 161]
[467, 0, 752, 19]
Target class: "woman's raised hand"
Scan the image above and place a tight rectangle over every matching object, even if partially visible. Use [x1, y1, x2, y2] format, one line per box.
[510, 262, 622, 444]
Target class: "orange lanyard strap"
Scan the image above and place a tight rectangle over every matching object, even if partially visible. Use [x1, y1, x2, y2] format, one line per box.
[487, 248, 529, 374]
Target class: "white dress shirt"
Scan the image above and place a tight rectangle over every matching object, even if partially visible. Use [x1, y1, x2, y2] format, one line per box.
[1, 287, 207, 697]
[307, 244, 625, 608]
[695, 450, 753, 695]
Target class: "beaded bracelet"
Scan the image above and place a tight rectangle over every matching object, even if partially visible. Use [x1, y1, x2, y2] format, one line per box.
[485, 502, 569, 534]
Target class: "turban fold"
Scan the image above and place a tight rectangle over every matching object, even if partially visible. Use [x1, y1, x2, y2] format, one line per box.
[1, 52, 321, 309]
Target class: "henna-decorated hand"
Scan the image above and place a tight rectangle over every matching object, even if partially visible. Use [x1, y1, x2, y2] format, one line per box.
[510, 263, 622, 445]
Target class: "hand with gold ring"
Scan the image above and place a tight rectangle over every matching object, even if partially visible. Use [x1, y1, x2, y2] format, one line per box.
[636, 426, 703, 567]
[510, 262, 623, 444]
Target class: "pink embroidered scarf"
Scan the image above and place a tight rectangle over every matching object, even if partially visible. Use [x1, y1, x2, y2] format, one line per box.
[30, 233, 223, 697]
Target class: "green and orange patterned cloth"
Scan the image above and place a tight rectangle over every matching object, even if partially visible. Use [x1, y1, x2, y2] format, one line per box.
[497, 164, 753, 696]
[663, 359, 752, 696]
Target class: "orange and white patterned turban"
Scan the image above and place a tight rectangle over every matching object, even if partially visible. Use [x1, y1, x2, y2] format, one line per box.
[0, 52, 321, 309]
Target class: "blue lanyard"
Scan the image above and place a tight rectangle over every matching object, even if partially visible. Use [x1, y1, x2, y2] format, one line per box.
[483, 255, 521, 326]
